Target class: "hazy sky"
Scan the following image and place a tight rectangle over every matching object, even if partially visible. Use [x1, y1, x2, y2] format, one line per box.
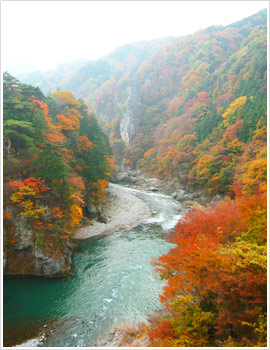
[1, 1, 268, 75]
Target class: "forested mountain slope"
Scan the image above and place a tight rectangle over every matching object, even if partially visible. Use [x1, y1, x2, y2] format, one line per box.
[3, 73, 114, 276]
[20, 10, 267, 198]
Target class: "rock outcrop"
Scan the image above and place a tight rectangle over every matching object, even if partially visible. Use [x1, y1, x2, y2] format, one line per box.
[119, 84, 140, 145]
[3, 212, 73, 278]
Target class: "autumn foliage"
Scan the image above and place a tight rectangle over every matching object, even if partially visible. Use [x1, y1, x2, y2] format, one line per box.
[90, 10, 267, 203]
[3, 73, 113, 256]
[139, 19, 268, 342]
[148, 183, 267, 346]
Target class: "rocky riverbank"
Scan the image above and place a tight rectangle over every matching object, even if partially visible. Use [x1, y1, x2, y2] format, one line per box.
[114, 171, 224, 207]
[73, 184, 152, 240]
[73, 171, 212, 241]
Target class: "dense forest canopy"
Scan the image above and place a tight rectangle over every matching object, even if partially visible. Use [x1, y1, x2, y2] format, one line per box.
[3, 72, 114, 262]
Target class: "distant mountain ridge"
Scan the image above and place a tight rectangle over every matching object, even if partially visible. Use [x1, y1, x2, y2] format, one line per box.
[19, 37, 175, 95]
[19, 9, 267, 197]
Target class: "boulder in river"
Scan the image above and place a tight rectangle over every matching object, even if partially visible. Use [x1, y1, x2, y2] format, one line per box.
[97, 215, 108, 223]
[176, 190, 187, 201]
[116, 173, 131, 183]
[176, 190, 199, 202]
[149, 187, 159, 192]
[129, 176, 138, 183]
[127, 171, 140, 177]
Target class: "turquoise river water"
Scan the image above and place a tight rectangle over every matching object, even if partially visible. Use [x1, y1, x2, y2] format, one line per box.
[3, 184, 183, 347]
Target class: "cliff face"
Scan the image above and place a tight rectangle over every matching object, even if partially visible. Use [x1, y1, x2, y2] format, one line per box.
[119, 84, 140, 145]
[4, 211, 73, 277]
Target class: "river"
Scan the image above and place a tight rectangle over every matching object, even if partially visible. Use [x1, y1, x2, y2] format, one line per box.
[3, 184, 183, 347]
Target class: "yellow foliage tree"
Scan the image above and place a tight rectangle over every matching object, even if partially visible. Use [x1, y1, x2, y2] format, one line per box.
[242, 147, 267, 195]
[222, 96, 247, 128]
[196, 154, 215, 185]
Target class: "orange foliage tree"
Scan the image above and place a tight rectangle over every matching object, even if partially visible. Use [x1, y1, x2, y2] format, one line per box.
[149, 190, 267, 347]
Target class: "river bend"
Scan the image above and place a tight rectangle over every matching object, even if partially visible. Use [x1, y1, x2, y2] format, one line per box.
[4, 184, 183, 347]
